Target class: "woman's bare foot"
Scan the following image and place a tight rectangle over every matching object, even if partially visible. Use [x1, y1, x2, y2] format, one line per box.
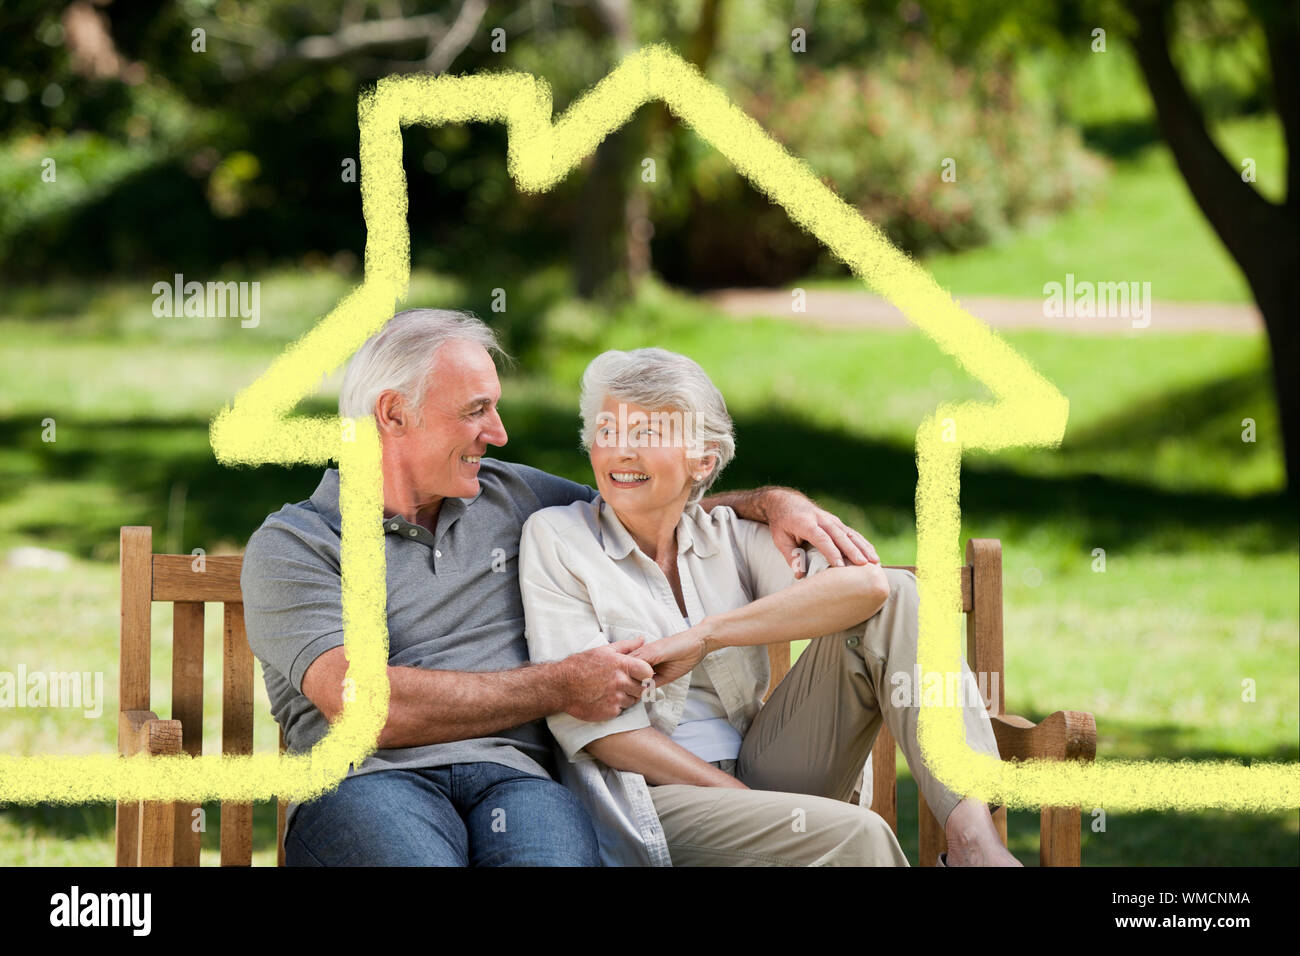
[943, 798, 1022, 866]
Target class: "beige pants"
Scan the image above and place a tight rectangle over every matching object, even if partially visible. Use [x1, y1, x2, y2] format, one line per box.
[648, 567, 1002, 866]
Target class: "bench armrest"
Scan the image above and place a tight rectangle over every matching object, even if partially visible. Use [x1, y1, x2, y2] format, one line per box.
[991, 710, 1097, 762]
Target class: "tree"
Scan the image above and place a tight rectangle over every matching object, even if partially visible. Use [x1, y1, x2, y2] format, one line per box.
[1128, 0, 1298, 492]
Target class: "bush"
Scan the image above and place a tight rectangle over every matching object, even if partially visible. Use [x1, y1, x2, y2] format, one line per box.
[652, 38, 1107, 288]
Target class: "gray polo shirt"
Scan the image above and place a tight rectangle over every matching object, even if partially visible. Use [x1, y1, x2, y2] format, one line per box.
[239, 459, 596, 823]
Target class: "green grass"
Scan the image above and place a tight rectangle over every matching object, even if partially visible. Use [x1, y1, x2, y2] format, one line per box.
[1, 270, 1296, 865]
[807, 115, 1286, 303]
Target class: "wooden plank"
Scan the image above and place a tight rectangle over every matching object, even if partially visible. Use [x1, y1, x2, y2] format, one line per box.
[964, 540, 1005, 716]
[138, 801, 176, 867]
[1041, 806, 1081, 866]
[116, 528, 154, 867]
[918, 792, 947, 867]
[138, 717, 182, 868]
[991, 711, 1097, 762]
[882, 564, 972, 612]
[764, 642, 791, 701]
[171, 601, 205, 867]
[116, 711, 182, 867]
[221, 602, 254, 866]
[868, 724, 897, 834]
[152, 554, 243, 603]
[116, 709, 148, 867]
[120, 530, 154, 714]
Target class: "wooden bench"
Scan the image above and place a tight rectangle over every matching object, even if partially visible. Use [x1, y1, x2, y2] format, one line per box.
[115, 526, 1096, 866]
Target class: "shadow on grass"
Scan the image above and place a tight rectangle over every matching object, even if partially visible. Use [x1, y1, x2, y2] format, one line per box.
[1079, 119, 1165, 161]
[0, 367, 1295, 558]
[890, 771, 1299, 867]
[882, 708, 1300, 866]
[1061, 364, 1272, 459]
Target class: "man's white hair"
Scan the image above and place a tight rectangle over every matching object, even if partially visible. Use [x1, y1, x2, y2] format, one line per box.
[579, 348, 735, 507]
[339, 308, 506, 424]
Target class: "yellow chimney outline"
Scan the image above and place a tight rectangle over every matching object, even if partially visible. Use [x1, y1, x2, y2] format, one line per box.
[3, 45, 1296, 814]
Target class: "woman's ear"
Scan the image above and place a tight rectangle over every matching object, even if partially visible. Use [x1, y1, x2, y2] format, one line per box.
[694, 453, 717, 481]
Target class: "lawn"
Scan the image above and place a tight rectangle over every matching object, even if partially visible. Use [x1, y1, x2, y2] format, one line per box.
[806, 114, 1286, 304]
[1, 265, 1295, 864]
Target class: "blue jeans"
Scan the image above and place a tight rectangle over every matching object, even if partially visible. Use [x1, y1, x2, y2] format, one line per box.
[285, 761, 600, 866]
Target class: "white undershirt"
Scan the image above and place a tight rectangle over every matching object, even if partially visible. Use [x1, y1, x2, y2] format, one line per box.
[667, 612, 743, 762]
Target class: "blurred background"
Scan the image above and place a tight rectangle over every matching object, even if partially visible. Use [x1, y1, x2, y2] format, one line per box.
[0, 0, 1296, 865]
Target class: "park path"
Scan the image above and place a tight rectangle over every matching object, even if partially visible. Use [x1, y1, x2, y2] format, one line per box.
[704, 288, 1263, 334]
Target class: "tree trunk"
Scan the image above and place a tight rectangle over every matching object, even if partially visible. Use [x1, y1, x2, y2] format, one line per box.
[574, 0, 727, 300]
[1130, 0, 1299, 492]
[575, 0, 639, 300]
[1256, 262, 1300, 492]
[575, 114, 646, 299]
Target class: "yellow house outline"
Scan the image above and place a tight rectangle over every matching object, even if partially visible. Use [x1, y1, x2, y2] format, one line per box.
[3, 44, 1296, 813]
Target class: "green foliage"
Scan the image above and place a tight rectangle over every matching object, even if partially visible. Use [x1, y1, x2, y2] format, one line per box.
[0, 0, 1284, 284]
[653, 39, 1106, 285]
[0, 132, 159, 262]
[808, 114, 1284, 302]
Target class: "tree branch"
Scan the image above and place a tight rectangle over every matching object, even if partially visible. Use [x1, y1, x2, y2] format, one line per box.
[1128, 0, 1283, 282]
[291, 13, 448, 61]
[425, 0, 488, 74]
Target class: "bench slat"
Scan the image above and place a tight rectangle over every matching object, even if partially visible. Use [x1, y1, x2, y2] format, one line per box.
[152, 554, 243, 603]
[171, 600, 205, 866]
[869, 723, 897, 833]
[221, 602, 254, 866]
[116, 528, 155, 867]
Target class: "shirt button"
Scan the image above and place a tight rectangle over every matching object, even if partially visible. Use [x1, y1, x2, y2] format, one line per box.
[389, 523, 399, 531]
[436, 549, 442, 558]
[409, 529, 417, 537]
[846, 636, 860, 648]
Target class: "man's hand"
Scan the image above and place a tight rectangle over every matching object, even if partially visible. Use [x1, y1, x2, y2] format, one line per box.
[559, 637, 656, 722]
[763, 489, 880, 578]
[631, 629, 708, 688]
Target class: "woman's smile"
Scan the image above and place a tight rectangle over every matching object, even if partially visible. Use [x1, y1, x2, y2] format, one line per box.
[608, 470, 651, 487]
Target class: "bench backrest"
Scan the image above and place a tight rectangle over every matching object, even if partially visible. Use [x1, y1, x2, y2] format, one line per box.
[116, 526, 283, 867]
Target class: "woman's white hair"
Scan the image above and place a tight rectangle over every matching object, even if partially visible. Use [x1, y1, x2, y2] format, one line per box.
[338, 308, 506, 424]
[579, 348, 735, 507]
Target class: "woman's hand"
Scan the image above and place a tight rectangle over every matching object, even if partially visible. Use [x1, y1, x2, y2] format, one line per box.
[631, 628, 709, 688]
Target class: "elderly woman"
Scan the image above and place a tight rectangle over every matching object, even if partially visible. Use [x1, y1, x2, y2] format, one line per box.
[519, 348, 1017, 867]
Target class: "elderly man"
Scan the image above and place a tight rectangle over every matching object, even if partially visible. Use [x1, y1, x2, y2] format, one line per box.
[240, 308, 880, 866]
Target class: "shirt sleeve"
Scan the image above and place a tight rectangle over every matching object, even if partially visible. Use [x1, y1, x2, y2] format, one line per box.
[731, 512, 832, 601]
[518, 512, 651, 761]
[507, 461, 599, 509]
[239, 523, 346, 696]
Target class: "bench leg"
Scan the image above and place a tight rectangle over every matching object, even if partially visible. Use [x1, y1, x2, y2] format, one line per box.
[1040, 806, 1081, 866]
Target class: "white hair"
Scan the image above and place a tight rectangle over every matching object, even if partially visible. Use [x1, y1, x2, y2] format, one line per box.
[579, 348, 736, 507]
[338, 308, 506, 424]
